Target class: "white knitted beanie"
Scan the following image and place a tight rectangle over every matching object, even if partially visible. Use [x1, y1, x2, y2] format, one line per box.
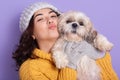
[19, 2, 60, 33]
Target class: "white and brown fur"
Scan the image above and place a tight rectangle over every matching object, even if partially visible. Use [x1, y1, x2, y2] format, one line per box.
[52, 11, 113, 80]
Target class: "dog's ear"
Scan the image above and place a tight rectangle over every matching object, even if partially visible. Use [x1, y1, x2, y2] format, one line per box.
[57, 13, 65, 37]
[58, 13, 64, 22]
[58, 27, 64, 37]
[85, 30, 98, 43]
[85, 17, 93, 32]
[84, 18, 98, 43]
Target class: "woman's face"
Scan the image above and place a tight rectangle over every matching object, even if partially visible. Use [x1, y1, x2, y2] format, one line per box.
[33, 8, 59, 41]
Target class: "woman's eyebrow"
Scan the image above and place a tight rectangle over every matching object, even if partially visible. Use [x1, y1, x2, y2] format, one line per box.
[34, 13, 43, 19]
[49, 10, 56, 14]
[34, 10, 56, 19]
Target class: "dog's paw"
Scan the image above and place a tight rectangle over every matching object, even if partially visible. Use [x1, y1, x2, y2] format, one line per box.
[52, 51, 68, 68]
[101, 40, 113, 51]
[94, 34, 113, 52]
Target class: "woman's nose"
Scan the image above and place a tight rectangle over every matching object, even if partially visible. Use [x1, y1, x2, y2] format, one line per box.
[48, 18, 53, 24]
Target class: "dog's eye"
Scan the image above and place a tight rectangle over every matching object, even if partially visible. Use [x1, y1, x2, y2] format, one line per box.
[79, 22, 84, 26]
[66, 20, 72, 23]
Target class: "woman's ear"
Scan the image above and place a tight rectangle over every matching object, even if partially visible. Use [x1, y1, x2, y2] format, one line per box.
[32, 35, 35, 40]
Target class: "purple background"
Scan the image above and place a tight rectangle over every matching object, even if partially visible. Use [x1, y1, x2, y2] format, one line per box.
[0, 0, 120, 79]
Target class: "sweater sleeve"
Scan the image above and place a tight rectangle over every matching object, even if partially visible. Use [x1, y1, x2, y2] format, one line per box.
[96, 52, 119, 80]
[19, 60, 49, 80]
[58, 67, 77, 80]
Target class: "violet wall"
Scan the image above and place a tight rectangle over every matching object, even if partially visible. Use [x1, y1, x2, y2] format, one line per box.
[0, 0, 120, 79]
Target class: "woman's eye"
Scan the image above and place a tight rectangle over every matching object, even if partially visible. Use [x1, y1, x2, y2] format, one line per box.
[51, 15, 57, 18]
[37, 18, 43, 22]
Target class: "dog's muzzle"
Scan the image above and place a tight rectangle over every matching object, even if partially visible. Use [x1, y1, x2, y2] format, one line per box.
[72, 23, 78, 29]
[71, 23, 78, 33]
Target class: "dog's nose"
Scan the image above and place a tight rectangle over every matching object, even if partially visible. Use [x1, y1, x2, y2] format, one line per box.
[72, 23, 78, 28]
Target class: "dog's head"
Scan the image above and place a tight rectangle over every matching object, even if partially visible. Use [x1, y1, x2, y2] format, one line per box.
[58, 11, 97, 42]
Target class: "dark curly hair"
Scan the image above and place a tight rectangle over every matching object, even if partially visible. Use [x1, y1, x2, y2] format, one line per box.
[12, 10, 60, 70]
[12, 16, 39, 70]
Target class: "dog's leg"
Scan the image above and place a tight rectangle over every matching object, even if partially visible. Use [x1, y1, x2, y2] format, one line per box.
[77, 55, 101, 80]
[52, 38, 68, 68]
[94, 34, 113, 52]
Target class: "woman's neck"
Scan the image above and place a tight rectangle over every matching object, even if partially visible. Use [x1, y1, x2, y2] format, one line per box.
[37, 39, 57, 53]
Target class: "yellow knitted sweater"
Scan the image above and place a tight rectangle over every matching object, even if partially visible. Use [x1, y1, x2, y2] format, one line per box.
[19, 48, 118, 80]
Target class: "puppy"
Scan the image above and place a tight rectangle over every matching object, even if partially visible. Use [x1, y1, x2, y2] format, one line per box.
[52, 11, 113, 80]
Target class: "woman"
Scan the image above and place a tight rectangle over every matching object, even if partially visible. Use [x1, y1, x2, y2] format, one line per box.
[12, 2, 118, 80]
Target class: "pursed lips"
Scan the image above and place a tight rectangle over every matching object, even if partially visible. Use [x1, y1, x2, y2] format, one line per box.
[48, 24, 57, 30]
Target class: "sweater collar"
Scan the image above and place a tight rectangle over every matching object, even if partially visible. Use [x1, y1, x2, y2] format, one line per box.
[32, 48, 53, 61]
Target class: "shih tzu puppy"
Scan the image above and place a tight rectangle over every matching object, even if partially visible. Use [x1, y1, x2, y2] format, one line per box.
[52, 11, 113, 80]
